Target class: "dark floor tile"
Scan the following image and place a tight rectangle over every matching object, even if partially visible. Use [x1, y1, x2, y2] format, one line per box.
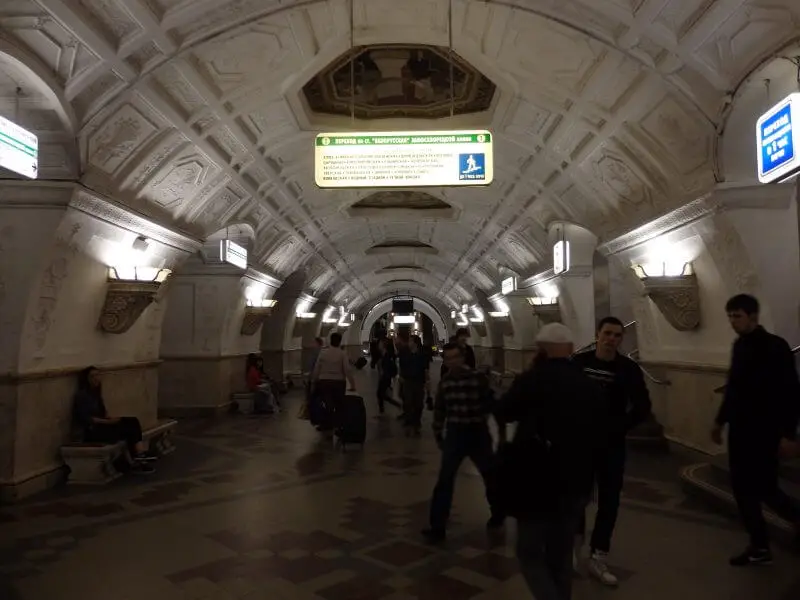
[454, 529, 509, 551]
[622, 480, 672, 505]
[378, 456, 426, 470]
[316, 574, 394, 600]
[411, 573, 484, 600]
[269, 554, 338, 583]
[458, 552, 518, 581]
[363, 540, 437, 568]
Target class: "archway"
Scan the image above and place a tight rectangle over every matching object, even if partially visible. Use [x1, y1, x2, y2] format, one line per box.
[360, 297, 449, 344]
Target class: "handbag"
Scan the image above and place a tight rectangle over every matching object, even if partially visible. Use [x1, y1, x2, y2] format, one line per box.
[297, 401, 310, 421]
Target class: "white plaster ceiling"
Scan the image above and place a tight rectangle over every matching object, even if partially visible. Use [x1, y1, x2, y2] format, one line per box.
[0, 0, 797, 310]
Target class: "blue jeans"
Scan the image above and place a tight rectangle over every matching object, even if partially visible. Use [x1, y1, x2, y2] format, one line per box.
[516, 498, 586, 600]
[428, 425, 500, 532]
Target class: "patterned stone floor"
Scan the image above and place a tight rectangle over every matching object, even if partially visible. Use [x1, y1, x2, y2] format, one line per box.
[1, 366, 799, 599]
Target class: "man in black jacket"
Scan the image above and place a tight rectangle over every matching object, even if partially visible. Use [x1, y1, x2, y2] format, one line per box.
[571, 316, 651, 587]
[711, 294, 800, 566]
[495, 323, 604, 600]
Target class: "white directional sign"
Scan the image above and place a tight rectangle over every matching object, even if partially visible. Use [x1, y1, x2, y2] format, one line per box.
[314, 130, 494, 188]
[757, 93, 800, 184]
[0, 115, 38, 179]
[220, 239, 248, 269]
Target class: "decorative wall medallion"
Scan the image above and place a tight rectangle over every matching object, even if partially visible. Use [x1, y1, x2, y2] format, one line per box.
[241, 306, 273, 336]
[302, 44, 496, 120]
[98, 281, 161, 334]
[593, 151, 650, 205]
[640, 274, 700, 331]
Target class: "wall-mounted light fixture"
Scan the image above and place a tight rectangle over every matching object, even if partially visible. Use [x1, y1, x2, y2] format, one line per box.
[632, 261, 700, 331]
[98, 266, 172, 334]
[296, 312, 317, 319]
[241, 297, 277, 336]
[527, 296, 561, 324]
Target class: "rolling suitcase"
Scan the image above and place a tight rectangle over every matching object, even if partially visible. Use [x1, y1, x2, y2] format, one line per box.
[335, 394, 367, 449]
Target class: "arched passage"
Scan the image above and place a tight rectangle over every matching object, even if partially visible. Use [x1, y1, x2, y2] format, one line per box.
[360, 297, 449, 344]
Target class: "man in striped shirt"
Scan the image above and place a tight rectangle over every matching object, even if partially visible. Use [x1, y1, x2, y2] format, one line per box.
[422, 342, 504, 543]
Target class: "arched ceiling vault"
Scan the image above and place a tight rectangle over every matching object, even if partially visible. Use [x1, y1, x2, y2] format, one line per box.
[2, 0, 797, 302]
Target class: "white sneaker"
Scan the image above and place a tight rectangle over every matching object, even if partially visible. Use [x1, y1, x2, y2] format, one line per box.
[588, 551, 618, 587]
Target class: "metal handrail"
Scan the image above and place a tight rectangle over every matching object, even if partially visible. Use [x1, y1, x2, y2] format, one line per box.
[574, 320, 637, 354]
[625, 349, 671, 386]
[713, 344, 800, 394]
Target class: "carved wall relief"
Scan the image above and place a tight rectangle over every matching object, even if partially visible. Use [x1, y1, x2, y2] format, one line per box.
[241, 306, 273, 336]
[700, 212, 760, 296]
[98, 281, 161, 334]
[639, 274, 701, 332]
[31, 223, 81, 351]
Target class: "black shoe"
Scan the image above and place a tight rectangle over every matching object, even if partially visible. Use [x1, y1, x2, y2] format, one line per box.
[421, 528, 446, 543]
[396, 413, 406, 421]
[486, 515, 505, 530]
[729, 547, 772, 566]
[131, 463, 155, 475]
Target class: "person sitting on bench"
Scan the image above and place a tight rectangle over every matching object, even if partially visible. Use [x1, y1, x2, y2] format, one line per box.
[73, 367, 156, 474]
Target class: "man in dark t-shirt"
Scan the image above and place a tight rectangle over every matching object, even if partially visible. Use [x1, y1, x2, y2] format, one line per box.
[571, 316, 651, 587]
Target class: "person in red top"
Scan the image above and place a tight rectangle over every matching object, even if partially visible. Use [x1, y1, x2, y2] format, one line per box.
[246, 354, 262, 392]
[245, 354, 276, 414]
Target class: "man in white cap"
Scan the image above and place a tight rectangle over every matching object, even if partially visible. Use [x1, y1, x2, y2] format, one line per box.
[494, 322, 604, 600]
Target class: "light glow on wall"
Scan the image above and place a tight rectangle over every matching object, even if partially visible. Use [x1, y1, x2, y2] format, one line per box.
[393, 314, 416, 325]
[534, 281, 560, 300]
[636, 238, 694, 278]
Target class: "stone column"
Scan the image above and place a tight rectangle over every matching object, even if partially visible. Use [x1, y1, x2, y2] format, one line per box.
[260, 271, 309, 382]
[158, 257, 280, 417]
[0, 184, 196, 499]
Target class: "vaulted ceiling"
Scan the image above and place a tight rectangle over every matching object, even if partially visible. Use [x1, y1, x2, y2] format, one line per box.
[0, 0, 797, 311]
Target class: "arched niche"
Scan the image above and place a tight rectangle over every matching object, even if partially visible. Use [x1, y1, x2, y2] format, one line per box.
[0, 47, 78, 179]
[360, 297, 448, 344]
[719, 40, 800, 185]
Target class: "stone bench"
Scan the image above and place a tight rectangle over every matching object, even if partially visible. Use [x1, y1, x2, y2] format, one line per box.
[60, 419, 177, 485]
[231, 391, 255, 414]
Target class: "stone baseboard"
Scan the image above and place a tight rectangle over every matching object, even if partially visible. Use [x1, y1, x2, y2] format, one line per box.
[0, 464, 67, 503]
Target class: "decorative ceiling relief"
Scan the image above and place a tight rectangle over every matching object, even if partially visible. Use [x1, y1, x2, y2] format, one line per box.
[149, 158, 212, 211]
[383, 279, 422, 286]
[376, 265, 429, 274]
[194, 22, 297, 93]
[302, 44, 496, 119]
[501, 12, 604, 92]
[591, 150, 653, 207]
[88, 104, 158, 175]
[353, 191, 450, 210]
[640, 96, 713, 175]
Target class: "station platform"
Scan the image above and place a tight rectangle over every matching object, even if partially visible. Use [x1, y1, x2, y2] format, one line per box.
[1, 368, 798, 600]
